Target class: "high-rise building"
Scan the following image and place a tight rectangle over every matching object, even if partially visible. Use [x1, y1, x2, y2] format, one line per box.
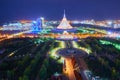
[32, 18, 42, 31]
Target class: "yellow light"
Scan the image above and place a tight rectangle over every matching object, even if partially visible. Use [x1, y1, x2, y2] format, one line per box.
[8, 52, 14, 57]
[72, 41, 92, 54]
[49, 41, 65, 63]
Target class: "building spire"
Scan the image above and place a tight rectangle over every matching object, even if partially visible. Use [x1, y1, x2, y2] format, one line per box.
[63, 9, 66, 18]
[57, 9, 73, 29]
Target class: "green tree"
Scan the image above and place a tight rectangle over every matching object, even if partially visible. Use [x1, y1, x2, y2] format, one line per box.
[39, 65, 47, 80]
[18, 76, 22, 80]
[44, 59, 49, 67]
[22, 75, 29, 80]
[111, 67, 117, 78]
[115, 59, 120, 67]
[7, 70, 14, 80]
[24, 66, 31, 76]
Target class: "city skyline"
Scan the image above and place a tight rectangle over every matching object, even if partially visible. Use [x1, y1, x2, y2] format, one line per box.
[0, 3, 120, 79]
[0, 0, 120, 80]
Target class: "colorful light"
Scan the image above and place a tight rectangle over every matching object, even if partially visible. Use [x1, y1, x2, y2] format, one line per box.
[72, 41, 92, 54]
[49, 41, 65, 63]
[100, 40, 120, 50]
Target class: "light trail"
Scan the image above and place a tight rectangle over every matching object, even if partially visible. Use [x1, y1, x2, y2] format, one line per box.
[0, 30, 32, 42]
[72, 41, 92, 54]
[65, 58, 76, 80]
[85, 28, 107, 34]
[49, 41, 65, 63]
[100, 40, 120, 50]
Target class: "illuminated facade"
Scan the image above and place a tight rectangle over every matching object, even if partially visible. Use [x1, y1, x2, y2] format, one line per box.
[57, 12, 73, 29]
[56, 31, 78, 41]
[52, 11, 76, 33]
[3, 22, 32, 30]
[2, 18, 42, 31]
[32, 18, 42, 31]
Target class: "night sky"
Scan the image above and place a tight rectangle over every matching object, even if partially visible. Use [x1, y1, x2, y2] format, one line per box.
[0, 0, 120, 23]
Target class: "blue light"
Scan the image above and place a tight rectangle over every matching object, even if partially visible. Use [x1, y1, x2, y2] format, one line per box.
[33, 21, 37, 24]
[31, 18, 42, 32]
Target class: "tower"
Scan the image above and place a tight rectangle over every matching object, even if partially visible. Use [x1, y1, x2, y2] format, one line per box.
[32, 18, 42, 31]
[40, 17, 45, 28]
[52, 10, 76, 33]
[57, 10, 73, 29]
[36, 18, 42, 29]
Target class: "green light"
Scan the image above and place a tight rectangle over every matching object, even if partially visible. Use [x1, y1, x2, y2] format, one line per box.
[49, 41, 65, 63]
[72, 41, 92, 54]
[100, 40, 120, 50]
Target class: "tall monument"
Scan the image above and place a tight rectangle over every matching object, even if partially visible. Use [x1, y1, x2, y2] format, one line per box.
[52, 10, 76, 33]
[57, 10, 73, 29]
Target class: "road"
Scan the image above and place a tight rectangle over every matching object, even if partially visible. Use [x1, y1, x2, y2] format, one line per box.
[65, 58, 76, 80]
[0, 30, 32, 42]
[59, 41, 89, 80]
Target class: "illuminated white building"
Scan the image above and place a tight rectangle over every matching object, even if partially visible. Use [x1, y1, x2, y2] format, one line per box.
[57, 11, 73, 29]
[59, 31, 74, 39]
